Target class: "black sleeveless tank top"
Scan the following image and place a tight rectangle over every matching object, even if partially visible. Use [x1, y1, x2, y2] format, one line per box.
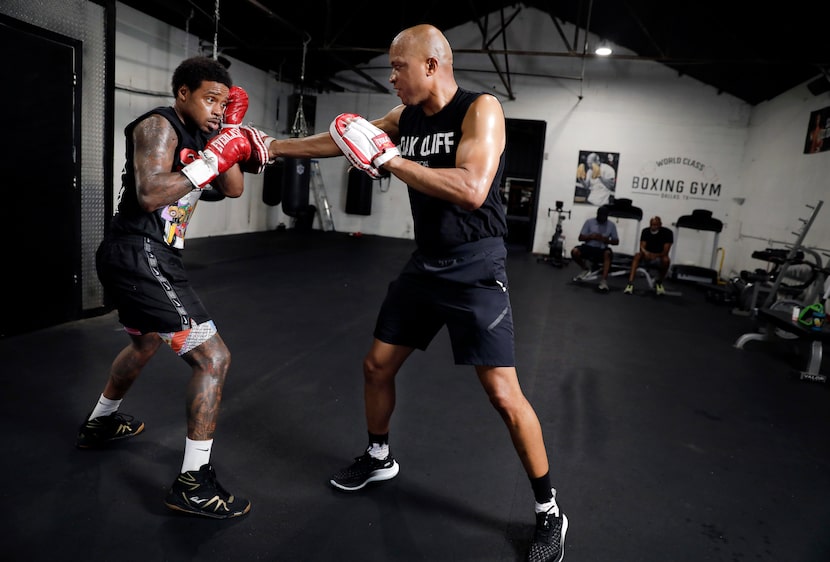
[110, 106, 212, 249]
[398, 88, 507, 254]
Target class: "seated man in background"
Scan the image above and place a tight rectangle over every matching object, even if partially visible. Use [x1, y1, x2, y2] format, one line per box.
[571, 205, 619, 292]
[624, 216, 673, 295]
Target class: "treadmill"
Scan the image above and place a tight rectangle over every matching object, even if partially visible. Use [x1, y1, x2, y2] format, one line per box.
[670, 209, 723, 284]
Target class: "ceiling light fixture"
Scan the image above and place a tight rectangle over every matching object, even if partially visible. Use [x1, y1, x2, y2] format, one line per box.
[595, 42, 612, 56]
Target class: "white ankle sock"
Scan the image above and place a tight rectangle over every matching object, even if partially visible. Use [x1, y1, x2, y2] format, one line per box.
[535, 488, 559, 515]
[181, 437, 213, 473]
[89, 395, 121, 420]
[367, 443, 389, 460]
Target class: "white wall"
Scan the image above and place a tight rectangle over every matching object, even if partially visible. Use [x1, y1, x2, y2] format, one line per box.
[114, 4, 830, 276]
[728, 87, 830, 275]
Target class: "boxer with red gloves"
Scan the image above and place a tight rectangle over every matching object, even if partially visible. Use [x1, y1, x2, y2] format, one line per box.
[77, 56, 251, 521]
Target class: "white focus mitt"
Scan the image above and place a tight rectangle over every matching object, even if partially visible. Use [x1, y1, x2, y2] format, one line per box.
[329, 113, 399, 178]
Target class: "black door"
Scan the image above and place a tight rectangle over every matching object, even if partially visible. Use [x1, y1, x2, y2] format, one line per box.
[0, 17, 80, 337]
[504, 119, 546, 250]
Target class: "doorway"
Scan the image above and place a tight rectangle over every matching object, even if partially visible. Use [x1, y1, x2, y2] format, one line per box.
[0, 16, 80, 337]
[503, 118, 546, 250]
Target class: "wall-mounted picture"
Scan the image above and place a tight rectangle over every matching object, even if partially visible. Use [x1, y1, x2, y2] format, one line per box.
[804, 106, 829, 154]
[574, 150, 620, 206]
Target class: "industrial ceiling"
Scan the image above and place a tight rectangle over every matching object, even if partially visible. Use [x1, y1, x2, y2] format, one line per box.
[117, 0, 830, 106]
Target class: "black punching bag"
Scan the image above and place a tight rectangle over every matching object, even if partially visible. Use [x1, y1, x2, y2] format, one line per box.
[345, 167, 373, 215]
[281, 157, 311, 217]
[200, 188, 226, 202]
[262, 159, 284, 206]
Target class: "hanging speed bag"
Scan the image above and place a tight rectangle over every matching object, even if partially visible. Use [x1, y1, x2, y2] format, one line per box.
[345, 167, 373, 215]
[281, 157, 311, 217]
[262, 159, 284, 207]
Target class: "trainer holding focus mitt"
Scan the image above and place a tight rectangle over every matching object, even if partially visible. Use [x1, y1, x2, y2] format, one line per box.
[242, 24, 568, 562]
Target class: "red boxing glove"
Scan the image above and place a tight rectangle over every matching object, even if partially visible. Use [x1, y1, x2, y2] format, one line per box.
[239, 126, 274, 174]
[181, 127, 252, 188]
[222, 86, 249, 128]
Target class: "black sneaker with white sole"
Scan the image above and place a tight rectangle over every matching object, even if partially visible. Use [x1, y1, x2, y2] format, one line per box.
[330, 452, 399, 491]
[527, 507, 568, 562]
[164, 464, 251, 519]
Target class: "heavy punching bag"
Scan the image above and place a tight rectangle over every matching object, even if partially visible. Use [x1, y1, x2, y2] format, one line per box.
[262, 159, 284, 206]
[345, 167, 373, 215]
[200, 187, 226, 202]
[281, 157, 311, 217]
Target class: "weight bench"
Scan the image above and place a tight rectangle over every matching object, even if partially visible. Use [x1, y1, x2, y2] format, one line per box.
[576, 255, 632, 284]
[590, 200, 681, 296]
[734, 307, 830, 383]
[572, 199, 642, 287]
[632, 265, 682, 296]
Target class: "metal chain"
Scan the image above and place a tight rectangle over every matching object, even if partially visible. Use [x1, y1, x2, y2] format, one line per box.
[212, 0, 220, 60]
[290, 34, 312, 138]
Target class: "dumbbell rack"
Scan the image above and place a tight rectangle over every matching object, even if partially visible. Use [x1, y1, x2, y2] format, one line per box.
[760, 201, 823, 309]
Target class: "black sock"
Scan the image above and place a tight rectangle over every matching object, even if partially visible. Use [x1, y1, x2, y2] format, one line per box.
[368, 432, 388, 447]
[530, 472, 553, 503]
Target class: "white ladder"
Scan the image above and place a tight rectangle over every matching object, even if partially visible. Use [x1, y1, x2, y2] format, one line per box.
[309, 160, 335, 232]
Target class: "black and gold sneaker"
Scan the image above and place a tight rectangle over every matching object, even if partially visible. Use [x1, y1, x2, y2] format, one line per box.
[76, 412, 145, 448]
[165, 464, 251, 519]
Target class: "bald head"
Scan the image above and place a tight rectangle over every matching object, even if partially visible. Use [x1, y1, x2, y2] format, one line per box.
[388, 24, 458, 111]
[391, 24, 453, 67]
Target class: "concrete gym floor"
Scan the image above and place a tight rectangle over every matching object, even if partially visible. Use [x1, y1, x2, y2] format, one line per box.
[2, 230, 828, 562]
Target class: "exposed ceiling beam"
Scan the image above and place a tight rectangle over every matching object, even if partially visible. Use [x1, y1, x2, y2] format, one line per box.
[470, 3, 523, 100]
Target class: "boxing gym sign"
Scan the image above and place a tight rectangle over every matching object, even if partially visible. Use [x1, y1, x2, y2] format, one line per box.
[629, 156, 722, 202]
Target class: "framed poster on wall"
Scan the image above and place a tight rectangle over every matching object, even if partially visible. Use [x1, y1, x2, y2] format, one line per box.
[804, 107, 830, 154]
[574, 150, 620, 206]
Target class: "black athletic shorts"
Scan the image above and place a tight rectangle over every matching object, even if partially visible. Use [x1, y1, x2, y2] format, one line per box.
[374, 237, 515, 366]
[96, 235, 211, 334]
[639, 256, 665, 268]
[576, 244, 612, 264]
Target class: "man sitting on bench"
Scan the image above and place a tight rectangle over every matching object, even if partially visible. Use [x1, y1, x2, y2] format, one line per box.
[571, 205, 619, 292]
[624, 216, 673, 296]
